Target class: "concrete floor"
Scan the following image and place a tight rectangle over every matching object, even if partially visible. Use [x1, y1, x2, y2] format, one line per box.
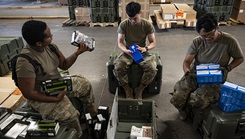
[0, 1, 245, 139]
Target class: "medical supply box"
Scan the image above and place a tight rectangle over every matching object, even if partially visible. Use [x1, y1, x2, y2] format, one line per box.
[196, 64, 223, 84]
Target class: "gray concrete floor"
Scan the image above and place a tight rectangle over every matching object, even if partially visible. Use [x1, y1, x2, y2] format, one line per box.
[0, 1, 245, 139]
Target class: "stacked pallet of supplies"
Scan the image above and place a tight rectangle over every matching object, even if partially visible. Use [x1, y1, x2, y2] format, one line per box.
[154, 3, 197, 29]
[0, 77, 26, 112]
[231, 0, 245, 23]
[193, 0, 234, 22]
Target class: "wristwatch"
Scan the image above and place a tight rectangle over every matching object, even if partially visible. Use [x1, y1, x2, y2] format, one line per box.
[145, 46, 149, 52]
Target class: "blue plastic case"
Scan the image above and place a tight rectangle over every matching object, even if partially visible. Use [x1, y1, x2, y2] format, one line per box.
[129, 44, 144, 64]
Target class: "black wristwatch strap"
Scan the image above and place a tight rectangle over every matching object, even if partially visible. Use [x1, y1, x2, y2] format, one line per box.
[145, 46, 148, 52]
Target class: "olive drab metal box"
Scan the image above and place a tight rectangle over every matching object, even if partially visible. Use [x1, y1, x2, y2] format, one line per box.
[0, 36, 24, 76]
[106, 89, 158, 139]
[191, 105, 245, 139]
[107, 52, 162, 94]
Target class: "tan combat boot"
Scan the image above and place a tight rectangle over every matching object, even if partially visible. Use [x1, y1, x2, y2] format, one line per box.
[134, 84, 146, 100]
[122, 84, 133, 99]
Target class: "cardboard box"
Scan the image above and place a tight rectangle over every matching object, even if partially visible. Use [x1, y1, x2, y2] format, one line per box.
[0, 94, 25, 111]
[0, 92, 12, 105]
[75, 7, 91, 22]
[231, 1, 245, 22]
[0, 77, 17, 105]
[0, 77, 17, 92]
[174, 3, 196, 20]
[160, 4, 177, 20]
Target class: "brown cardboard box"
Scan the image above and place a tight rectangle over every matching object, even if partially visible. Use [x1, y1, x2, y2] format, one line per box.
[231, 1, 245, 22]
[0, 92, 12, 105]
[160, 4, 177, 20]
[0, 77, 25, 111]
[75, 7, 91, 22]
[0, 94, 26, 111]
[233, 0, 245, 9]
[0, 77, 17, 92]
[174, 3, 196, 20]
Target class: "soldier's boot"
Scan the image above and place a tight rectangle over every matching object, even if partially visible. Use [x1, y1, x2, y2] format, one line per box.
[87, 103, 98, 118]
[122, 84, 133, 99]
[178, 108, 187, 121]
[134, 84, 146, 100]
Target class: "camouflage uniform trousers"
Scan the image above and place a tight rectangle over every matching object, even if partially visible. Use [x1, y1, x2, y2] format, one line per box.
[170, 74, 222, 110]
[113, 52, 157, 86]
[28, 74, 95, 137]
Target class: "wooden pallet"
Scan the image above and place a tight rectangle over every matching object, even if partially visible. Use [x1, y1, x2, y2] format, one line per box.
[62, 19, 76, 26]
[75, 21, 90, 26]
[230, 18, 245, 26]
[218, 21, 232, 26]
[89, 22, 118, 27]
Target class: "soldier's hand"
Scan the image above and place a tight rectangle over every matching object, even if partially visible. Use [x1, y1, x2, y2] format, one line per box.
[184, 71, 196, 79]
[217, 66, 230, 82]
[56, 89, 67, 102]
[124, 49, 133, 57]
[77, 42, 89, 55]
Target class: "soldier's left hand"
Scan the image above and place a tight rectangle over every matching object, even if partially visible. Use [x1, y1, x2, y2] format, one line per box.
[217, 67, 230, 82]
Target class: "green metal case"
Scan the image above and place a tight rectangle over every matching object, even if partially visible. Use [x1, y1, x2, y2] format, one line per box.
[107, 52, 162, 94]
[106, 90, 157, 139]
[191, 105, 245, 139]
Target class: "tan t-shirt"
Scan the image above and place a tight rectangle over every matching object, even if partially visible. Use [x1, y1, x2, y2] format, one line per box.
[16, 43, 61, 91]
[117, 18, 155, 48]
[188, 31, 243, 71]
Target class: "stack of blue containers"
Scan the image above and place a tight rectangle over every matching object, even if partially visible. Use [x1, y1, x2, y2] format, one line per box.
[218, 81, 245, 112]
[196, 64, 223, 84]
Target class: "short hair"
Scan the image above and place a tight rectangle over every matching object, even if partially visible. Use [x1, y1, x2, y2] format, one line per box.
[126, 2, 141, 17]
[22, 20, 47, 46]
[196, 13, 218, 33]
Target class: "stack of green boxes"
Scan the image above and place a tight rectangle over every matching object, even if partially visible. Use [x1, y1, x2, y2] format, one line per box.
[68, 0, 77, 20]
[0, 37, 24, 76]
[193, 0, 234, 22]
[90, 0, 117, 23]
[68, 0, 91, 20]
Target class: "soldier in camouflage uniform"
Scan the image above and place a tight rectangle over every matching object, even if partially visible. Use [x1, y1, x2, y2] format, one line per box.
[114, 2, 157, 100]
[16, 20, 97, 137]
[170, 13, 244, 120]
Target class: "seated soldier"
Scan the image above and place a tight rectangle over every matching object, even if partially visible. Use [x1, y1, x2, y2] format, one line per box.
[113, 2, 157, 100]
[16, 20, 98, 137]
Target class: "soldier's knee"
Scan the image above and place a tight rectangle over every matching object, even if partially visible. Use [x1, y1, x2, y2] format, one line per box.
[113, 61, 127, 75]
[170, 91, 188, 109]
